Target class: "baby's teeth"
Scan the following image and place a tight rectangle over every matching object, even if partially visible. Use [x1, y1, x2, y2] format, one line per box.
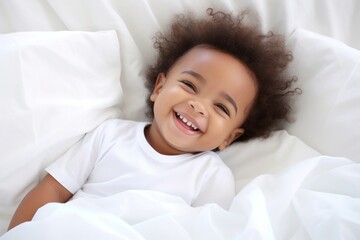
[177, 112, 198, 131]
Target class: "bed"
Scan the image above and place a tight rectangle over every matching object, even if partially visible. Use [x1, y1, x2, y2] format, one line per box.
[0, 0, 359, 239]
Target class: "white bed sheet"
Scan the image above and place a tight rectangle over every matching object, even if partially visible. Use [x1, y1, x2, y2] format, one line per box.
[0, 0, 359, 239]
[1, 156, 359, 240]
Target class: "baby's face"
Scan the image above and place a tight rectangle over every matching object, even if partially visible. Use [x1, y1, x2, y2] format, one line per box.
[146, 46, 257, 155]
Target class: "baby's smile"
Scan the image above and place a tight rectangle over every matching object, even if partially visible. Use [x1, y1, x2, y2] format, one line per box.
[174, 111, 201, 135]
[176, 112, 199, 130]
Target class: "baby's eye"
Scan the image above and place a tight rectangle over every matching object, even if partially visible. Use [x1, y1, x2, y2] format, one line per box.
[215, 103, 230, 116]
[180, 80, 197, 93]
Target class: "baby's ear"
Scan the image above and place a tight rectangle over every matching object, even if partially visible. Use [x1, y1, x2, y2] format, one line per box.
[150, 73, 166, 102]
[218, 128, 244, 151]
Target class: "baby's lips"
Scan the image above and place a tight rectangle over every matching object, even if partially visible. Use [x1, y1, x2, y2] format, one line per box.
[175, 110, 206, 133]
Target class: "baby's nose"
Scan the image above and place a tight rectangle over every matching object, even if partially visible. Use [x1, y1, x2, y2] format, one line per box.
[189, 100, 207, 116]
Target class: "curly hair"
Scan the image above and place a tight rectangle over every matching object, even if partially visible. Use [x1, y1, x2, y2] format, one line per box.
[145, 8, 300, 142]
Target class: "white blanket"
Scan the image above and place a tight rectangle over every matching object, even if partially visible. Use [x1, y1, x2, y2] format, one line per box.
[2, 156, 359, 240]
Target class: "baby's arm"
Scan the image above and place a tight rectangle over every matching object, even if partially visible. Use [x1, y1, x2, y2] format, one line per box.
[7, 174, 73, 230]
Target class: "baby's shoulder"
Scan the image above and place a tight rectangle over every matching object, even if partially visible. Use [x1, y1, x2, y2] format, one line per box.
[99, 118, 145, 131]
[195, 151, 230, 170]
[95, 118, 146, 142]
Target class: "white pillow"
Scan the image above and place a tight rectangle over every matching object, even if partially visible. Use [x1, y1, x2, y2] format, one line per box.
[220, 130, 320, 192]
[285, 29, 360, 162]
[0, 31, 122, 232]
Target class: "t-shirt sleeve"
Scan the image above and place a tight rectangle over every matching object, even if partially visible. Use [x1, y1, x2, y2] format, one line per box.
[45, 123, 106, 194]
[192, 164, 236, 209]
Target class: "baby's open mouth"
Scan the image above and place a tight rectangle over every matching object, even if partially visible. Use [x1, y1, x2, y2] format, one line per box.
[175, 112, 200, 132]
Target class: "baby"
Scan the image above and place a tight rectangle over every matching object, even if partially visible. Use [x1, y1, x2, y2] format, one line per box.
[8, 8, 298, 230]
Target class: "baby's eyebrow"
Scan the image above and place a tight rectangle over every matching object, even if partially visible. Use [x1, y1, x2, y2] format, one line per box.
[181, 70, 238, 114]
[181, 70, 205, 83]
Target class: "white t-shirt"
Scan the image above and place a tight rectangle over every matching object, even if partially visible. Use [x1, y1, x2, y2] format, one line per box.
[46, 119, 235, 209]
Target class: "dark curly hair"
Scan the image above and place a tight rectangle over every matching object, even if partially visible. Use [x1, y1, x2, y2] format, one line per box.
[145, 8, 300, 142]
